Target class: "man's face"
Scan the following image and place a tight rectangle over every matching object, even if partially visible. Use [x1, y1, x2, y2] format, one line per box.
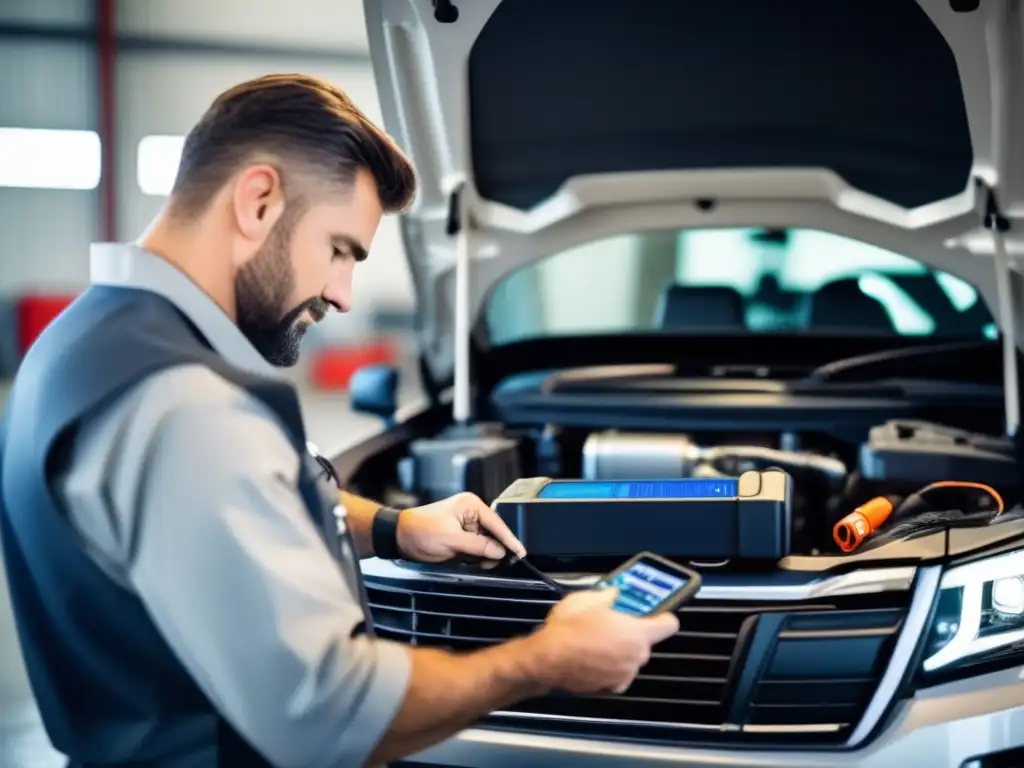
[235, 170, 383, 366]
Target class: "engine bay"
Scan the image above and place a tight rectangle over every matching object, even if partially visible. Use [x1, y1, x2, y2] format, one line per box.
[386, 418, 1020, 561]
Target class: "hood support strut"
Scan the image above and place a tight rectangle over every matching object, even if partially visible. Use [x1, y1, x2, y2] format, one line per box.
[982, 181, 1019, 437]
[446, 176, 473, 425]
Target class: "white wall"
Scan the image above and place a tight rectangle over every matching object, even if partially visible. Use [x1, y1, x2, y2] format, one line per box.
[117, 0, 369, 52]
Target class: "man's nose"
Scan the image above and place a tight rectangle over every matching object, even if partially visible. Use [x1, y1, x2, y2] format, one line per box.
[322, 275, 352, 314]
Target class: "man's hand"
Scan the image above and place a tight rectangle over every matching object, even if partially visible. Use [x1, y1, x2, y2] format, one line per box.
[396, 492, 526, 564]
[534, 587, 680, 694]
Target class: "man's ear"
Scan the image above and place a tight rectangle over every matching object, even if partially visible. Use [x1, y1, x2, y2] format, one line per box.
[231, 164, 286, 260]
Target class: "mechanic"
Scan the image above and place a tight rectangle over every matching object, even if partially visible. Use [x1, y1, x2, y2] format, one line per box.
[0, 74, 679, 768]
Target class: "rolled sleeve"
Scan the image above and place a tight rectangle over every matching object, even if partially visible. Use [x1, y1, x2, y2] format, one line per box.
[89, 365, 408, 767]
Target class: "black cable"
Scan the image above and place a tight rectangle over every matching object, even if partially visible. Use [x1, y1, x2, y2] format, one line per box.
[505, 554, 591, 596]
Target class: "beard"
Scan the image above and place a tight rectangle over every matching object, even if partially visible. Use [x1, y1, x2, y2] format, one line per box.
[234, 216, 329, 367]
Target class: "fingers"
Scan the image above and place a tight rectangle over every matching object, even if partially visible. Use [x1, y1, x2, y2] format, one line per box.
[612, 678, 633, 695]
[641, 611, 680, 644]
[582, 586, 620, 607]
[472, 501, 527, 558]
[554, 586, 620, 617]
[611, 650, 650, 694]
[451, 531, 506, 561]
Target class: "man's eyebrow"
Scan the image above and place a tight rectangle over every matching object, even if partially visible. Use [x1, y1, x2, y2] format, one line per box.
[332, 235, 369, 262]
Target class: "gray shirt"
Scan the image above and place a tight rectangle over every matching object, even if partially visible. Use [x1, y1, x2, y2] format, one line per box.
[55, 244, 410, 767]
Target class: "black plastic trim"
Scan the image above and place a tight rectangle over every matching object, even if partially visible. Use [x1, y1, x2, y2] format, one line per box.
[470, 333, 1003, 396]
[488, 389, 998, 434]
[365, 572, 914, 751]
[725, 614, 785, 724]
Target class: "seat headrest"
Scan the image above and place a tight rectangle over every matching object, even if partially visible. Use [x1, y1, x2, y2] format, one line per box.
[808, 278, 894, 332]
[655, 285, 745, 330]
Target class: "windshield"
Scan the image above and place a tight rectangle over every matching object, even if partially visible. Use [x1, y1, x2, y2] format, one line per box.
[485, 227, 996, 346]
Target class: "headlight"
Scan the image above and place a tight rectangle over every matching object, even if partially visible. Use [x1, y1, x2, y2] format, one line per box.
[923, 548, 1024, 673]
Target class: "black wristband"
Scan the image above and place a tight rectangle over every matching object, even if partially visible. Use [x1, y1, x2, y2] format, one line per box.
[372, 506, 404, 560]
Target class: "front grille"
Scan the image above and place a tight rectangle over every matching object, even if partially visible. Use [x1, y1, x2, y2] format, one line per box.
[365, 573, 911, 745]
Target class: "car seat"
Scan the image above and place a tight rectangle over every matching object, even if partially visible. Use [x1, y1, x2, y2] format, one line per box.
[807, 278, 895, 332]
[654, 285, 745, 330]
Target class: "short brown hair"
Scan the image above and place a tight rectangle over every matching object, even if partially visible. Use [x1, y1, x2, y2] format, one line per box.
[169, 73, 417, 216]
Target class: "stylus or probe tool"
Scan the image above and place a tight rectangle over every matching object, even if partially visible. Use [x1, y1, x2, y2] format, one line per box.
[455, 542, 589, 595]
[507, 555, 590, 595]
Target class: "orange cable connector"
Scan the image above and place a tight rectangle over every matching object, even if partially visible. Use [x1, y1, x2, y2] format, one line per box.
[833, 496, 895, 553]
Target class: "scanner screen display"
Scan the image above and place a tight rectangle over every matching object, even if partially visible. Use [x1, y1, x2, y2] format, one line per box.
[538, 479, 738, 500]
[604, 560, 690, 616]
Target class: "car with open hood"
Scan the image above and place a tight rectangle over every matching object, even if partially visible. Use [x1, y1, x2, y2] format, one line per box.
[332, 1, 1024, 765]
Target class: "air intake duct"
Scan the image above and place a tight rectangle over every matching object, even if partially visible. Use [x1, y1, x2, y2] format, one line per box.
[582, 431, 846, 489]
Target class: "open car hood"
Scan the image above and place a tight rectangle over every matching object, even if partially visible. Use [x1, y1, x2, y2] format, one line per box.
[364, 0, 1024, 398]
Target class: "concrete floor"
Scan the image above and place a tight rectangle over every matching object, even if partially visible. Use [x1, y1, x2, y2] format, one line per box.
[0, 378, 398, 766]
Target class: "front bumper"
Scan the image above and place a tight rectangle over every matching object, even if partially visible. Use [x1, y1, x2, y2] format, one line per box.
[405, 665, 1024, 767]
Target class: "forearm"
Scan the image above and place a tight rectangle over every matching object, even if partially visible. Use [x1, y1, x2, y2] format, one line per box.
[339, 490, 383, 558]
[367, 634, 550, 766]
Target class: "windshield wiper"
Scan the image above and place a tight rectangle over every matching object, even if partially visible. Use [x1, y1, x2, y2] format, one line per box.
[804, 340, 1000, 384]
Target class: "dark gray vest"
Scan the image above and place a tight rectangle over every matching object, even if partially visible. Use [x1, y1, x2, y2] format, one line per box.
[0, 285, 361, 767]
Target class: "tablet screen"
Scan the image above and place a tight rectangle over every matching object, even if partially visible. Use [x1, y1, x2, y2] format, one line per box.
[537, 479, 738, 500]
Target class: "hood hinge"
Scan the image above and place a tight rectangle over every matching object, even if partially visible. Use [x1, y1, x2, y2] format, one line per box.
[977, 179, 1018, 436]
[446, 177, 473, 425]
[432, 0, 460, 23]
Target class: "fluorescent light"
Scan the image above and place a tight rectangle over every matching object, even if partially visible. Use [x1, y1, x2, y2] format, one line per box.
[0, 128, 101, 190]
[137, 134, 185, 196]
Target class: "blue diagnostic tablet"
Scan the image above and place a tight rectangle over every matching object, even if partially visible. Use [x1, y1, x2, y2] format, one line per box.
[492, 470, 792, 560]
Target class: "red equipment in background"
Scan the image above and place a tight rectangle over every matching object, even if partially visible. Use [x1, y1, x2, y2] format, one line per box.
[16, 294, 78, 357]
[308, 342, 396, 390]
